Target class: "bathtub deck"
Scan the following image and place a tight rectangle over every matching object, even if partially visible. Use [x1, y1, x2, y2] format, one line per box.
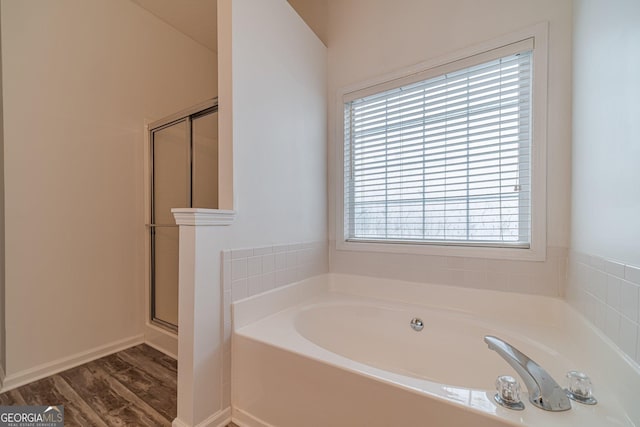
[232, 275, 640, 427]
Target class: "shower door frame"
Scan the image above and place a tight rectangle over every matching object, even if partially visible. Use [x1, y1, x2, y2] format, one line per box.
[146, 97, 219, 333]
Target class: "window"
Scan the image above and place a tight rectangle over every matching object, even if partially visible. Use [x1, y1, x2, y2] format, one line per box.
[340, 32, 547, 260]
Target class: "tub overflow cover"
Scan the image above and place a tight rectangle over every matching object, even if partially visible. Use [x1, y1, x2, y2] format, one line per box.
[410, 318, 424, 332]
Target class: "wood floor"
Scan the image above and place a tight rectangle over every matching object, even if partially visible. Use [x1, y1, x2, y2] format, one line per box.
[0, 344, 179, 426]
[0, 345, 240, 426]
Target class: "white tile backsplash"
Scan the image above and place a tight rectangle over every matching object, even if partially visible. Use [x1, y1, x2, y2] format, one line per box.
[606, 275, 622, 310]
[223, 261, 231, 291]
[262, 253, 275, 273]
[595, 299, 607, 331]
[231, 258, 247, 281]
[273, 244, 288, 253]
[231, 278, 248, 301]
[637, 328, 640, 365]
[275, 269, 290, 287]
[247, 256, 262, 277]
[253, 246, 273, 256]
[274, 251, 287, 270]
[231, 248, 254, 259]
[221, 240, 328, 408]
[592, 270, 608, 301]
[223, 290, 231, 324]
[285, 251, 297, 268]
[620, 316, 638, 357]
[625, 265, 640, 285]
[589, 255, 606, 270]
[605, 259, 626, 278]
[262, 271, 275, 290]
[247, 275, 262, 296]
[605, 306, 621, 344]
[567, 250, 640, 365]
[620, 280, 639, 322]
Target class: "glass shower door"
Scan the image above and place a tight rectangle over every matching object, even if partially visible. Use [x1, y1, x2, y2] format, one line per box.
[149, 102, 218, 332]
[192, 111, 218, 208]
[151, 120, 189, 330]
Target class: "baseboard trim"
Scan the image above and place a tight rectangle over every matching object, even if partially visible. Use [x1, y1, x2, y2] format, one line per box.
[173, 407, 231, 427]
[144, 340, 177, 360]
[232, 408, 275, 427]
[1, 334, 144, 392]
[144, 323, 178, 359]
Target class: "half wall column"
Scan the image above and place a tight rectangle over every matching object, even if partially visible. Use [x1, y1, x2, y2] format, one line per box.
[171, 208, 236, 427]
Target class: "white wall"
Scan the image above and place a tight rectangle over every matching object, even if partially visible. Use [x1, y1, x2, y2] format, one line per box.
[0, 3, 5, 380]
[220, 0, 327, 248]
[287, 0, 328, 45]
[216, 0, 327, 413]
[173, 0, 327, 423]
[327, 0, 573, 296]
[572, 0, 640, 266]
[1, 0, 216, 385]
[567, 0, 640, 364]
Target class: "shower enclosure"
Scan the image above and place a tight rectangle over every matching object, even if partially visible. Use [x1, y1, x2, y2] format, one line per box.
[148, 99, 218, 332]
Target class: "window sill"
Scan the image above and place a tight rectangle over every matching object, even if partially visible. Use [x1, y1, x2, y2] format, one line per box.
[336, 239, 546, 262]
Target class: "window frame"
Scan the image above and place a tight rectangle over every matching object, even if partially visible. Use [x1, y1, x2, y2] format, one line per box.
[335, 23, 548, 261]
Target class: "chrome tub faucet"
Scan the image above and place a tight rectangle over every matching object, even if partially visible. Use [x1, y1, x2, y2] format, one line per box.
[484, 335, 572, 412]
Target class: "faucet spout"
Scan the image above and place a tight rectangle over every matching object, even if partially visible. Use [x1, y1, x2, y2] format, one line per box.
[484, 335, 571, 412]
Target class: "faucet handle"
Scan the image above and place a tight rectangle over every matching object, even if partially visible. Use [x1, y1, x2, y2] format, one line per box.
[566, 371, 597, 405]
[494, 375, 525, 410]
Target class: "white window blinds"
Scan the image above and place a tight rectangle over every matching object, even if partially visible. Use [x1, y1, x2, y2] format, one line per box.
[344, 46, 533, 248]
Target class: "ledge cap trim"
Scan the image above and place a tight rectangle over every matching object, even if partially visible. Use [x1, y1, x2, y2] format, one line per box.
[172, 209, 237, 226]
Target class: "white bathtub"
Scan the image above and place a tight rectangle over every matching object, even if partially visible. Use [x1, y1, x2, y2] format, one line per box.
[232, 274, 640, 427]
